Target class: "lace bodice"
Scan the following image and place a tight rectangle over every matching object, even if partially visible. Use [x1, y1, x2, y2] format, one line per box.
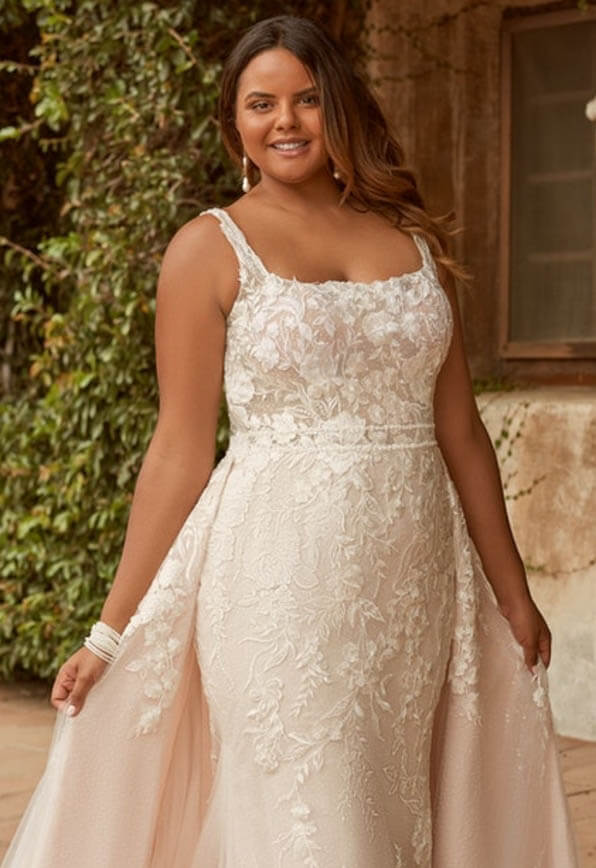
[2, 203, 575, 868]
[107, 205, 559, 868]
[202, 207, 453, 449]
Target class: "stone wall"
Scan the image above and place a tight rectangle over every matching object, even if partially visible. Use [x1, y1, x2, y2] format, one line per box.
[477, 387, 596, 739]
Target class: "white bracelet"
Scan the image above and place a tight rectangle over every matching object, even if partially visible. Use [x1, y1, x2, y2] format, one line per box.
[83, 620, 122, 664]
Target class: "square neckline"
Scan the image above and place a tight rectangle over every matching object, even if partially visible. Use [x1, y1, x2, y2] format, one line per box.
[212, 206, 429, 290]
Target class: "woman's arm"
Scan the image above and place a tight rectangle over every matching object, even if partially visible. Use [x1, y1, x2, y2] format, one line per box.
[99, 216, 232, 632]
[51, 215, 235, 715]
[433, 265, 551, 671]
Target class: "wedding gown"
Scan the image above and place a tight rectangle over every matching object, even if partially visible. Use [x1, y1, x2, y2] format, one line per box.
[2, 206, 579, 868]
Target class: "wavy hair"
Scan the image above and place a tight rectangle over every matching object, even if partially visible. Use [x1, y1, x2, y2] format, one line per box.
[217, 15, 469, 286]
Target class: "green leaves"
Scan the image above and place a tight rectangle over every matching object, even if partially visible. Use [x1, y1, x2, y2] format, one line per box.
[0, 0, 365, 681]
[33, 79, 68, 129]
[0, 0, 228, 680]
[0, 125, 23, 141]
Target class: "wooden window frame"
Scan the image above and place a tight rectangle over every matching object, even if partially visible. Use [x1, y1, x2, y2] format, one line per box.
[499, 6, 596, 359]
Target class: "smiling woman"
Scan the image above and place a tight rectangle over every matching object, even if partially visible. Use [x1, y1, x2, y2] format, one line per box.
[235, 52, 327, 189]
[217, 20, 468, 288]
[1, 13, 581, 868]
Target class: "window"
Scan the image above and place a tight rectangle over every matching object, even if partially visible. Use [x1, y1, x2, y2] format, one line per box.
[500, 8, 596, 358]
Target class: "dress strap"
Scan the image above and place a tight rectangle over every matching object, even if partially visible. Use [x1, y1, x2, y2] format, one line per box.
[200, 206, 265, 281]
[412, 232, 438, 278]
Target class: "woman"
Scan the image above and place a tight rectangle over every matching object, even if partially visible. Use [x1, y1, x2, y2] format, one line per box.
[2, 14, 579, 868]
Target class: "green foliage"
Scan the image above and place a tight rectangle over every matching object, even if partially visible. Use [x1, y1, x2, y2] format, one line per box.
[0, 0, 365, 679]
[472, 377, 517, 395]
[482, 400, 547, 503]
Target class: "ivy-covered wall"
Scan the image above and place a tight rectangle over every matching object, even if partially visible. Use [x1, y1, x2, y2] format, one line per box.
[0, 0, 366, 679]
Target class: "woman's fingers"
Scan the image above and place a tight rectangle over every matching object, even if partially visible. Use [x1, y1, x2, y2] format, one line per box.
[50, 648, 108, 716]
[499, 596, 552, 673]
[521, 644, 536, 671]
[538, 624, 552, 669]
[63, 671, 94, 717]
[50, 663, 77, 709]
[516, 630, 539, 672]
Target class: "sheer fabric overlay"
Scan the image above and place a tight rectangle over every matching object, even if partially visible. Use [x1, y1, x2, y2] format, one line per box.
[2, 207, 579, 867]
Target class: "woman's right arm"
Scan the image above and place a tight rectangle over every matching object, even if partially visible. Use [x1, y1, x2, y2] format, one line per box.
[51, 215, 234, 715]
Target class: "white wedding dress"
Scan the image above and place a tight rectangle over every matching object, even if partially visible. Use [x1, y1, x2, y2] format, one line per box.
[2, 206, 579, 867]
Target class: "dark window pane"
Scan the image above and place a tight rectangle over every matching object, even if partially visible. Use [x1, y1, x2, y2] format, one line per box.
[523, 101, 593, 174]
[516, 178, 593, 252]
[508, 17, 595, 345]
[510, 261, 593, 341]
[512, 22, 592, 95]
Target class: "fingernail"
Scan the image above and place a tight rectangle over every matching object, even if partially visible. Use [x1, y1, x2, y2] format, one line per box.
[66, 704, 76, 716]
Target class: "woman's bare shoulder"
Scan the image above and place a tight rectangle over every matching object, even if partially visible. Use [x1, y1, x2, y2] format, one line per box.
[164, 211, 230, 261]
[157, 211, 238, 316]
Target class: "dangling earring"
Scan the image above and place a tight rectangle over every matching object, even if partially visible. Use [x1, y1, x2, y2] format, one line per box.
[242, 153, 251, 193]
[332, 162, 342, 181]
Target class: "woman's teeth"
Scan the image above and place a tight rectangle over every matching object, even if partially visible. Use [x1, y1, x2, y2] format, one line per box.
[272, 141, 308, 150]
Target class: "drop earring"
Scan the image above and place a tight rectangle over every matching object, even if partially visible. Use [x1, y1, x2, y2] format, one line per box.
[332, 162, 342, 181]
[242, 153, 251, 193]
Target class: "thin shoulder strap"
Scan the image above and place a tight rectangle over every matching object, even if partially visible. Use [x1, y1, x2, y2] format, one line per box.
[412, 232, 438, 277]
[200, 206, 265, 280]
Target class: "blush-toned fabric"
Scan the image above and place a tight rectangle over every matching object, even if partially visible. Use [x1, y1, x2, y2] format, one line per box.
[2, 206, 579, 867]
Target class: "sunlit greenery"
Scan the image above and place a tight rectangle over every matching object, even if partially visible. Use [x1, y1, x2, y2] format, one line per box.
[0, 0, 365, 678]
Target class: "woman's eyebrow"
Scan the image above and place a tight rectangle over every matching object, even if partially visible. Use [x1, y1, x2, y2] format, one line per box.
[243, 86, 318, 101]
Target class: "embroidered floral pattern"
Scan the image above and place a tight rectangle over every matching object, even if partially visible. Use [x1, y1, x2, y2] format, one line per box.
[121, 206, 557, 865]
[193, 208, 461, 865]
[120, 454, 236, 737]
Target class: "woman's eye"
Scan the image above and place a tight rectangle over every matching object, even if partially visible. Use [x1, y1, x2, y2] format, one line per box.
[250, 95, 319, 111]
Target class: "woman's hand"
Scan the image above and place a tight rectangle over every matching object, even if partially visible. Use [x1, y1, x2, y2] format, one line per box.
[50, 646, 108, 717]
[497, 594, 552, 672]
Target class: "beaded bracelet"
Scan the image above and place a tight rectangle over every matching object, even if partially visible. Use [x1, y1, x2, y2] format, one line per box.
[83, 620, 122, 664]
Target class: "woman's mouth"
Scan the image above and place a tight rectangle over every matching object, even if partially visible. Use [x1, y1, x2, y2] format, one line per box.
[270, 140, 310, 155]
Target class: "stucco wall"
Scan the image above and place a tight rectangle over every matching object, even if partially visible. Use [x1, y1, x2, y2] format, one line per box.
[477, 387, 596, 739]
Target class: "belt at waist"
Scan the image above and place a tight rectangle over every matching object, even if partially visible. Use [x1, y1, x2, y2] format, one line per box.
[227, 422, 438, 451]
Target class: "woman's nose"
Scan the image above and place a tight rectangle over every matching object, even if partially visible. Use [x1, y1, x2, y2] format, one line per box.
[274, 100, 300, 129]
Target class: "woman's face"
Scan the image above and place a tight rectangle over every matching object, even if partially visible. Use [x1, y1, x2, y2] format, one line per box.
[234, 47, 330, 188]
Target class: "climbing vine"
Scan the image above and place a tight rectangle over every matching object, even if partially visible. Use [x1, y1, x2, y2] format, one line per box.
[0, 0, 366, 679]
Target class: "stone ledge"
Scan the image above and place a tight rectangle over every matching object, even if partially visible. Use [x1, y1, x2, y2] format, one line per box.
[477, 386, 596, 740]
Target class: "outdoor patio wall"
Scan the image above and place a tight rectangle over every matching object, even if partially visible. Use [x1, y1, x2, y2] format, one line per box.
[477, 387, 596, 740]
[367, 0, 596, 383]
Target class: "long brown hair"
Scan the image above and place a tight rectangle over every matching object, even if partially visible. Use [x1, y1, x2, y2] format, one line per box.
[218, 15, 469, 287]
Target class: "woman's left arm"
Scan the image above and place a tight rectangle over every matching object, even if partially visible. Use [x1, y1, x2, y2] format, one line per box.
[433, 264, 551, 671]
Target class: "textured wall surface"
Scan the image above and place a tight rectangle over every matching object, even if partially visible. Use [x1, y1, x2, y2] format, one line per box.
[367, 0, 596, 382]
[477, 387, 596, 739]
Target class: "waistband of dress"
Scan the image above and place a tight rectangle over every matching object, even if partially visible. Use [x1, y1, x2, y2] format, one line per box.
[227, 422, 438, 451]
